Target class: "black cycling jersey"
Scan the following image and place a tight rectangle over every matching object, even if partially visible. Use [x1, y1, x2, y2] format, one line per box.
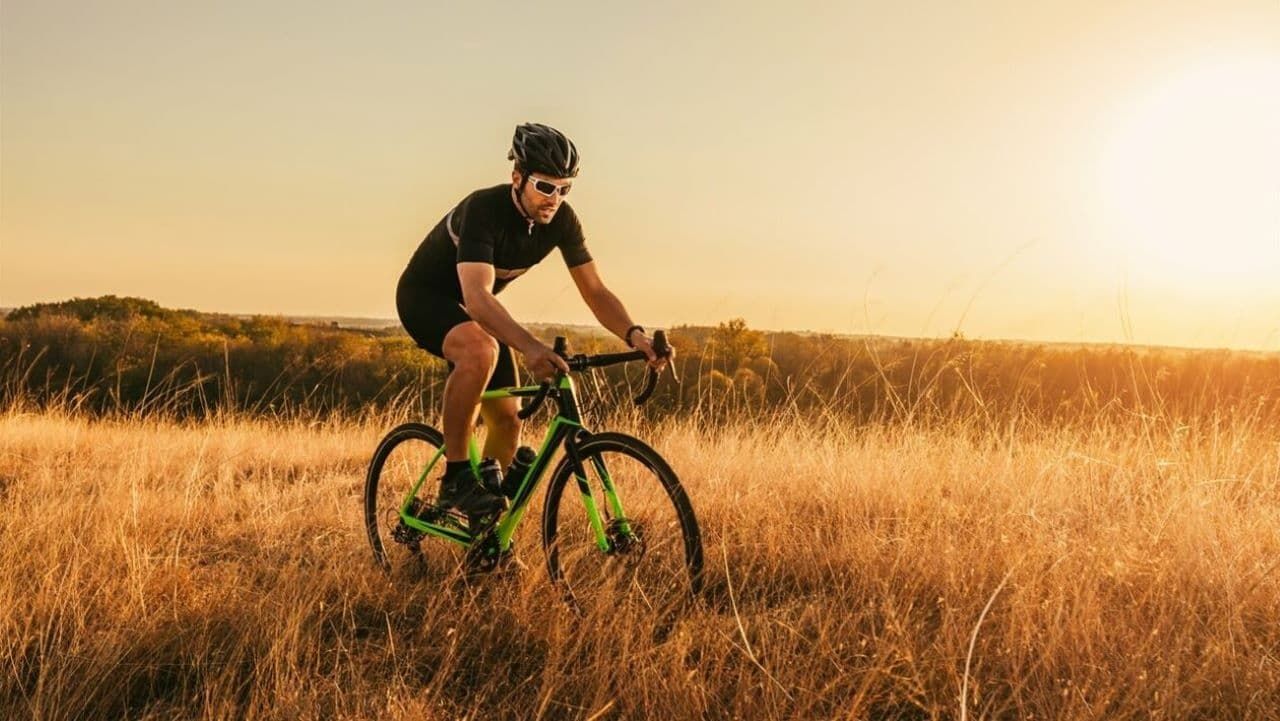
[399, 183, 593, 299]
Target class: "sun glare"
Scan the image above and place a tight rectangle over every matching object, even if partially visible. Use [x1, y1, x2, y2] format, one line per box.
[1099, 58, 1280, 289]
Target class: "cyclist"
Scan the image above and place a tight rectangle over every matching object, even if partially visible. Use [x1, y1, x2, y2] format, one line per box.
[396, 122, 669, 520]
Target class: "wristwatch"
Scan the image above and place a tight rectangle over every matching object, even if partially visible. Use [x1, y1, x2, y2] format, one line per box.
[625, 325, 645, 348]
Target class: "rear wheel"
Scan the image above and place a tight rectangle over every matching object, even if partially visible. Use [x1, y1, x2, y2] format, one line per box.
[541, 432, 703, 609]
[364, 422, 456, 573]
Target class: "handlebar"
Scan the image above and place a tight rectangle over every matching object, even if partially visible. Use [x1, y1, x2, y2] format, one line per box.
[516, 380, 554, 420]
[634, 330, 669, 404]
[516, 337, 567, 420]
[517, 330, 674, 418]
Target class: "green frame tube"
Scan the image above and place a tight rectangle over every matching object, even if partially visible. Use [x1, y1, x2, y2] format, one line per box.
[395, 374, 623, 554]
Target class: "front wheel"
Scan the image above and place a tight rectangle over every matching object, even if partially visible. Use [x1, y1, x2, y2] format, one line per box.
[541, 432, 703, 608]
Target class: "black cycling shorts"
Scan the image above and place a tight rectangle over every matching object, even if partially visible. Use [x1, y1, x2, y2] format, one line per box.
[396, 280, 517, 391]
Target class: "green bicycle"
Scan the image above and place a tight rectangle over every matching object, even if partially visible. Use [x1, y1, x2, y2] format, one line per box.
[363, 331, 704, 605]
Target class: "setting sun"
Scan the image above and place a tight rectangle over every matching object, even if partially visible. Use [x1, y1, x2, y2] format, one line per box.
[1099, 57, 1280, 288]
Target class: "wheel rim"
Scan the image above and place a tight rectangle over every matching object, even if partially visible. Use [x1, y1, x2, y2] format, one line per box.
[547, 444, 699, 611]
[367, 428, 446, 574]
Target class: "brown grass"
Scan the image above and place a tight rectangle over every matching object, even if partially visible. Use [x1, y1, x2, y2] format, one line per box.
[2, 405, 1279, 720]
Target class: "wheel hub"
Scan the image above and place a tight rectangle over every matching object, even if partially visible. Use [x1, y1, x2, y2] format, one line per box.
[606, 518, 645, 558]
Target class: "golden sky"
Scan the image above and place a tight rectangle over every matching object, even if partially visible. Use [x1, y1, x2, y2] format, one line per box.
[3, 1, 1278, 349]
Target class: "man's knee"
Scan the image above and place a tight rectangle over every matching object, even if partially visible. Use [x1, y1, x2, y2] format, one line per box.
[443, 323, 498, 373]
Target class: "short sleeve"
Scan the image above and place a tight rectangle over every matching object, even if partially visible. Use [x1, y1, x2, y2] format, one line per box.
[557, 203, 593, 268]
[455, 197, 499, 265]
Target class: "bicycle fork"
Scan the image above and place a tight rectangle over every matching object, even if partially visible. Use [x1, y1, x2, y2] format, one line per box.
[565, 431, 634, 553]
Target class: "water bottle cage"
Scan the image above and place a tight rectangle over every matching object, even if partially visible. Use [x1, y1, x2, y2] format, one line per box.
[500, 446, 537, 499]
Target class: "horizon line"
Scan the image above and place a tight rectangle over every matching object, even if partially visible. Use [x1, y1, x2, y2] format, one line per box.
[4, 295, 1277, 357]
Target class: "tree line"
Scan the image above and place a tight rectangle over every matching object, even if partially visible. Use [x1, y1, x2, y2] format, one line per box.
[4, 295, 1279, 428]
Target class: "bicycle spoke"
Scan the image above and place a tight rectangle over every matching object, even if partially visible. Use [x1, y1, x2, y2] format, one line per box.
[544, 434, 702, 611]
[365, 424, 458, 576]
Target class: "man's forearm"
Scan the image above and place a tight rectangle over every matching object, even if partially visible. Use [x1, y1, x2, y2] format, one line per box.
[465, 292, 541, 353]
[584, 287, 639, 343]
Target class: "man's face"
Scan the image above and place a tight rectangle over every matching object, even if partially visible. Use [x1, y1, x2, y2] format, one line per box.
[513, 170, 573, 224]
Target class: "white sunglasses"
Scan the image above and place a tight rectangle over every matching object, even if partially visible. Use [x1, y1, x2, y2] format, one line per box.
[528, 177, 572, 197]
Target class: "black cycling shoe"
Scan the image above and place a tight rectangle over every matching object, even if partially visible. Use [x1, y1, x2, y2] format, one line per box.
[437, 463, 507, 518]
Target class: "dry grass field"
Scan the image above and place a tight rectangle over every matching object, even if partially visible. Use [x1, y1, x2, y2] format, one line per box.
[3, 402, 1279, 719]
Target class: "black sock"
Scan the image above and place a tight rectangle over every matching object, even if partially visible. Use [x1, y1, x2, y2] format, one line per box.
[445, 460, 472, 480]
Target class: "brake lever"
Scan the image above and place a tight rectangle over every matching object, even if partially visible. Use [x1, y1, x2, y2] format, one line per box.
[652, 329, 679, 384]
[633, 330, 672, 405]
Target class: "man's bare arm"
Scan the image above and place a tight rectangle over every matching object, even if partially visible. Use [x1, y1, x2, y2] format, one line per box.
[457, 262, 540, 352]
[568, 262, 640, 343]
[569, 261, 666, 367]
[457, 262, 568, 379]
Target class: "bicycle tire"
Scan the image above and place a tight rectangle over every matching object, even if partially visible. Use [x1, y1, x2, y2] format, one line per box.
[541, 432, 704, 607]
[364, 422, 445, 572]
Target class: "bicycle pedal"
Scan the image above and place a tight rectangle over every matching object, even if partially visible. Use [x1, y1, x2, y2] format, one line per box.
[475, 552, 526, 578]
[465, 539, 522, 575]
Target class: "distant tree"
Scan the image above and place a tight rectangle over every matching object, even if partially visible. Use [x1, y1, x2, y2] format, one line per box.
[710, 318, 767, 371]
[732, 367, 765, 402]
[701, 369, 734, 399]
[7, 295, 184, 323]
[747, 355, 780, 383]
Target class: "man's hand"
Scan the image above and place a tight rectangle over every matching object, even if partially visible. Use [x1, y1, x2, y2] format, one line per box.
[521, 342, 570, 382]
[630, 331, 673, 372]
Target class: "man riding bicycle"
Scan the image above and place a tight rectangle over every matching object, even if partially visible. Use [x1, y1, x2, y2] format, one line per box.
[396, 123, 668, 521]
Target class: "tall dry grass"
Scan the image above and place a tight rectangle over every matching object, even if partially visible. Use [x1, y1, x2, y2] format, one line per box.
[2, 399, 1279, 719]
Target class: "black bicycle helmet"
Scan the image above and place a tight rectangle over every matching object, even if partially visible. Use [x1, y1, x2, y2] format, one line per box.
[508, 122, 580, 178]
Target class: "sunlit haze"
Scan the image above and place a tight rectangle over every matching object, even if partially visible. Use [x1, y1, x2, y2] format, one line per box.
[3, 1, 1278, 349]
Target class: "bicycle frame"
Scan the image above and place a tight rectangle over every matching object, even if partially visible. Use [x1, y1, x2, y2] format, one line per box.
[393, 374, 626, 554]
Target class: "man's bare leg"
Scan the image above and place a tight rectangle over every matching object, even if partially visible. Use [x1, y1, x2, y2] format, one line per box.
[440, 322, 499, 463]
[479, 396, 521, 468]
